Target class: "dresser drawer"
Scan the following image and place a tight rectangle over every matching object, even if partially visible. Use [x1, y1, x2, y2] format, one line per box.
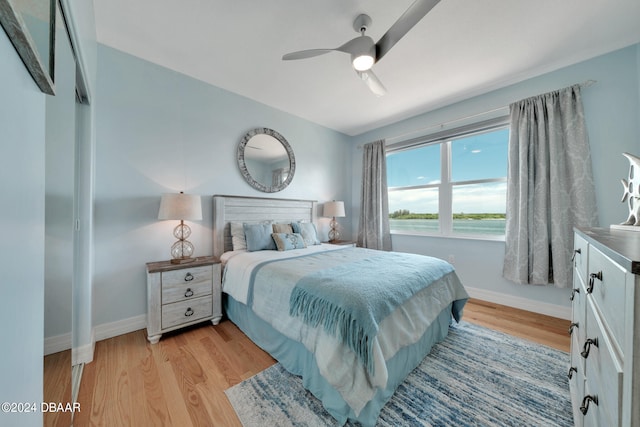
[569, 333, 585, 426]
[571, 268, 587, 347]
[573, 233, 589, 284]
[582, 300, 623, 427]
[583, 381, 614, 427]
[161, 296, 213, 330]
[587, 245, 626, 351]
[162, 265, 213, 304]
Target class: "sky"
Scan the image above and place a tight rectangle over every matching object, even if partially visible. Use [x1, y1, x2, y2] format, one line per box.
[387, 129, 509, 214]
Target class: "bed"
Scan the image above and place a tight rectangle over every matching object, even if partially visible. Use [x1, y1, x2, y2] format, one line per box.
[213, 195, 469, 426]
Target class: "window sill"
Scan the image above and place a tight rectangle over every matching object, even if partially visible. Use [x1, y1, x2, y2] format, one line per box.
[390, 230, 506, 243]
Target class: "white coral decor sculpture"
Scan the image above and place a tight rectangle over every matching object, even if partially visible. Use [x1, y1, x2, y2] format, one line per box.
[620, 152, 640, 226]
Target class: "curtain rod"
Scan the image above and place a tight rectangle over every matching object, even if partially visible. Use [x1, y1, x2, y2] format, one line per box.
[357, 79, 597, 149]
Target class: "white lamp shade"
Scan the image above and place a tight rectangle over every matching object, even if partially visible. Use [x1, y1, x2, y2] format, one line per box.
[323, 201, 345, 218]
[158, 193, 202, 221]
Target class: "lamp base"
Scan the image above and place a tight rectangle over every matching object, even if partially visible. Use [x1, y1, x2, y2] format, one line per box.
[170, 257, 196, 264]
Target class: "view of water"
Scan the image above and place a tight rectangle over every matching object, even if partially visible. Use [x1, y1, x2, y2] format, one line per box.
[389, 219, 506, 235]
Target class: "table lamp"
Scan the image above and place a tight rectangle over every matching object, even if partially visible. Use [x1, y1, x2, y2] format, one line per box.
[323, 200, 345, 243]
[158, 192, 202, 264]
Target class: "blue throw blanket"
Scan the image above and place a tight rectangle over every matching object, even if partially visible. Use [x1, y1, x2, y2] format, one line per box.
[289, 250, 456, 376]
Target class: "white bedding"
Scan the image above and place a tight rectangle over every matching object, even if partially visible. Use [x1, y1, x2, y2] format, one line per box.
[221, 243, 345, 302]
[221, 245, 468, 415]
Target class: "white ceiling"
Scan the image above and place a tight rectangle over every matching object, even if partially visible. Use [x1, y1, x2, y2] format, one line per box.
[93, 0, 640, 136]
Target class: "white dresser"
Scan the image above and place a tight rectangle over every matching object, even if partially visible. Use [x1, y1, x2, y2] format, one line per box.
[569, 227, 640, 426]
[146, 256, 222, 344]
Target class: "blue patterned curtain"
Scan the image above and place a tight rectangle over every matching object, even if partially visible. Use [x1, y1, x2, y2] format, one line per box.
[503, 85, 598, 287]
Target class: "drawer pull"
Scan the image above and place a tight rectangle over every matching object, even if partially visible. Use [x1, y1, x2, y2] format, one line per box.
[567, 366, 577, 379]
[184, 307, 194, 317]
[579, 395, 598, 415]
[568, 322, 578, 336]
[571, 248, 581, 262]
[587, 271, 602, 294]
[184, 272, 194, 282]
[184, 288, 194, 298]
[580, 338, 598, 358]
[570, 288, 580, 301]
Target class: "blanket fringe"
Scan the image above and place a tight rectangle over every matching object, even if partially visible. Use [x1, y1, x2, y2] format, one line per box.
[290, 288, 375, 376]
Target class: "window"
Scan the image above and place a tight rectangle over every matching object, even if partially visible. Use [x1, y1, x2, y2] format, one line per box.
[387, 119, 508, 238]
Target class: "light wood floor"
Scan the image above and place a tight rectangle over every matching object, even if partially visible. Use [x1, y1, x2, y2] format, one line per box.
[43, 350, 73, 427]
[59, 298, 569, 426]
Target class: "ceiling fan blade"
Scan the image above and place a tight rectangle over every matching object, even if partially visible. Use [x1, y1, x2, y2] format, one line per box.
[375, 0, 440, 62]
[356, 70, 387, 97]
[283, 35, 371, 61]
[282, 49, 337, 61]
[335, 36, 372, 55]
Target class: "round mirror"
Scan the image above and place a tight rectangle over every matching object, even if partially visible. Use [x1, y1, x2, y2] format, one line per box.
[237, 128, 296, 193]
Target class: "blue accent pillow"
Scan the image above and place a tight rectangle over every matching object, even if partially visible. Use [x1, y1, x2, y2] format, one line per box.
[243, 223, 277, 251]
[291, 222, 321, 246]
[271, 233, 307, 251]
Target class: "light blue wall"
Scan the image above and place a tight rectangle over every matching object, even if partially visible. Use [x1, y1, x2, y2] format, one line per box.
[351, 44, 640, 313]
[0, 29, 46, 427]
[93, 45, 352, 326]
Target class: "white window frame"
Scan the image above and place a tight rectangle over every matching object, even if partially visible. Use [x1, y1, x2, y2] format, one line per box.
[387, 116, 509, 241]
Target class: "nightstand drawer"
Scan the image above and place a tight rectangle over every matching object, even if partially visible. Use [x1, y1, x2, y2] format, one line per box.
[162, 296, 213, 330]
[162, 265, 212, 286]
[162, 265, 213, 304]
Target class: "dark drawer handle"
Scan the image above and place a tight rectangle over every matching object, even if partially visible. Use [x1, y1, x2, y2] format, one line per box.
[571, 248, 581, 262]
[184, 288, 194, 298]
[581, 337, 598, 359]
[184, 307, 194, 317]
[568, 322, 578, 336]
[567, 367, 577, 379]
[184, 272, 194, 282]
[570, 288, 580, 301]
[587, 271, 602, 294]
[580, 395, 598, 415]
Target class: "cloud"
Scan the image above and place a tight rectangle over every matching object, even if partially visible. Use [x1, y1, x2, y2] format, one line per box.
[388, 182, 506, 214]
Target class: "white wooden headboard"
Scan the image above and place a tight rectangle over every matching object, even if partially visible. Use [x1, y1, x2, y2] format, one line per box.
[212, 195, 317, 258]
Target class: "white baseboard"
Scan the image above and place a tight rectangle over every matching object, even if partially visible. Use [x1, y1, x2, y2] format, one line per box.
[44, 332, 72, 356]
[45, 331, 94, 364]
[465, 286, 572, 320]
[45, 314, 145, 360]
[94, 314, 147, 342]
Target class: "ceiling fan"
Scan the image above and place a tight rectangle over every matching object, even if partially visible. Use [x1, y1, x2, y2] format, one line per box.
[282, 0, 441, 96]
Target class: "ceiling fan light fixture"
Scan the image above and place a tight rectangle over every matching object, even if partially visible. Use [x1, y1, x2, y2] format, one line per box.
[352, 54, 375, 71]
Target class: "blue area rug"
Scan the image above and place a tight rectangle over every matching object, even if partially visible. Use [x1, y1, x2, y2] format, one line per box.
[225, 322, 573, 426]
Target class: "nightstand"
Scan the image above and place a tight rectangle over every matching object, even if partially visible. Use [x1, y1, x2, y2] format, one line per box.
[146, 256, 221, 344]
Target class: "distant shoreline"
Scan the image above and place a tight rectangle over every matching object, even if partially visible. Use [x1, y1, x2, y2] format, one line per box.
[389, 213, 505, 220]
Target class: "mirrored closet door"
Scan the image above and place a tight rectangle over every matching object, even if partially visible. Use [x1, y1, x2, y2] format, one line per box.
[43, 1, 88, 425]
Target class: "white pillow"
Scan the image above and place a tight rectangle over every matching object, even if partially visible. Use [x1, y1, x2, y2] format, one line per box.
[230, 222, 246, 251]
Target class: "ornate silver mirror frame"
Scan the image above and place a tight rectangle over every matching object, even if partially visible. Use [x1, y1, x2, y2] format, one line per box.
[0, 0, 55, 94]
[237, 128, 296, 193]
